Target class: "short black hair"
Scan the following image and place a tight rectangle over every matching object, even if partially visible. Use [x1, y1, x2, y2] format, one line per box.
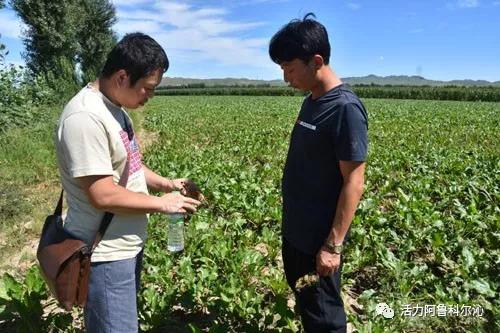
[269, 13, 331, 65]
[101, 32, 169, 86]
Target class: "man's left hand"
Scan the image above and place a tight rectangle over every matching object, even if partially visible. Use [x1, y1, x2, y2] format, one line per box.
[316, 247, 341, 276]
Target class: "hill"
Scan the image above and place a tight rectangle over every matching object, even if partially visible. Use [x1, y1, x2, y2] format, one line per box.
[342, 75, 500, 87]
[160, 77, 285, 87]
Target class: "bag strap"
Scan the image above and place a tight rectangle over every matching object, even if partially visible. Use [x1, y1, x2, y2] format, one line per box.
[54, 190, 64, 216]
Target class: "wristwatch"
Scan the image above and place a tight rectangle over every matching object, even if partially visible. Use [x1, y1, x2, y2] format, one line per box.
[323, 240, 343, 254]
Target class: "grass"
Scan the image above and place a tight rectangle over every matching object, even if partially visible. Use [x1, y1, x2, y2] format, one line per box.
[0, 106, 61, 275]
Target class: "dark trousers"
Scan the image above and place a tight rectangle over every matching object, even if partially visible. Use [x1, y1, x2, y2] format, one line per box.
[282, 238, 347, 333]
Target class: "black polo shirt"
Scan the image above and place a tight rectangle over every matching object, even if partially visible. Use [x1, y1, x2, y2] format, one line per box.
[282, 84, 368, 255]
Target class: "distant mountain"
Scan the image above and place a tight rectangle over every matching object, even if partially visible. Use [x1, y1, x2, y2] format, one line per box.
[159, 77, 286, 87]
[342, 75, 500, 87]
[160, 75, 500, 87]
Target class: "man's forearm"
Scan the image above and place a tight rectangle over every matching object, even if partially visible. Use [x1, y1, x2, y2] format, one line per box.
[79, 174, 200, 216]
[143, 165, 173, 192]
[328, 179, 364, 245]
[88, 183, 165, 215]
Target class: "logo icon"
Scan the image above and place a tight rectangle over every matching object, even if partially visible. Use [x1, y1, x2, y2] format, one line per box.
[376, 302, 395, 319]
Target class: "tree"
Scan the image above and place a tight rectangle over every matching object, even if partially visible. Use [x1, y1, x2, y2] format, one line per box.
[10, 0, 116, 83]
[10, 0, 82, 75]
[78, 0, 117, 82]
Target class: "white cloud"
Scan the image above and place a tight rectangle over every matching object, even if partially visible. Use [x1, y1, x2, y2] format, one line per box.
[457, 0, 479, 7]
[1, 1, 280, 78]
[114, 1, 276, 76]
[347, 2, 361, 10]
[0, 10, 25, 39]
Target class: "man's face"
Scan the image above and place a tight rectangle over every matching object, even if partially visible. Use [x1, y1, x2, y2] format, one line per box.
[118, 68, 163, 109]
[280, 58, 315, 91]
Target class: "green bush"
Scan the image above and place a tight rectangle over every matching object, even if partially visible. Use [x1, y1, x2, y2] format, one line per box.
[0, 61, 79, 133]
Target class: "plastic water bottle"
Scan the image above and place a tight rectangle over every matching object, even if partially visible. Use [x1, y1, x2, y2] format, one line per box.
[167, 213, 185, 252]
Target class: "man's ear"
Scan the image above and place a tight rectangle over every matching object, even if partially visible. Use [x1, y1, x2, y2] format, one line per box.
[114, 69, 129, 87]
[312, 55, 324, 70]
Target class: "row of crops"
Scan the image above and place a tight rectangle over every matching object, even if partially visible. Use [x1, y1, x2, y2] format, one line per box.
[155, 85, 500, 102]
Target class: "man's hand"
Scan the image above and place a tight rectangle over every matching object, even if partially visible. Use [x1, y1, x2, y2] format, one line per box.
[158, 178, 190, 193]
[168, 178, 188, 192]
[78, 174, 200, 215]
[157, 191, 200, 214]
[316, 247, 341, 276]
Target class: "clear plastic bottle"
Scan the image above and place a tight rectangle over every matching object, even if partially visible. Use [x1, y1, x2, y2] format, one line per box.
[167, 213, 185, 252]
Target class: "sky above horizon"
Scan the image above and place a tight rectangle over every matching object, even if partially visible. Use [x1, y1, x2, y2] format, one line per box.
[1, 0, 499, 81]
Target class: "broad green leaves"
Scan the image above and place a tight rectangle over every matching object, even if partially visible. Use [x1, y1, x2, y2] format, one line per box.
[139, 96, 498, 332]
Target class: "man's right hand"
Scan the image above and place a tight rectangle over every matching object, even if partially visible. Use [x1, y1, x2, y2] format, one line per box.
[79, 174, 201, 215]
[157, 192, 201, 214]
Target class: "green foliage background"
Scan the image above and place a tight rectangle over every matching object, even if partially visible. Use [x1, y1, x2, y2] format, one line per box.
[1, 0, 117, 133]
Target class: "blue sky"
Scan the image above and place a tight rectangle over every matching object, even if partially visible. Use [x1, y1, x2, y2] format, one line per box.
[1, 0, 499, 81]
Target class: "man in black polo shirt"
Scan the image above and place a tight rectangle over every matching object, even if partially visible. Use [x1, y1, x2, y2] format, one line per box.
[269, 13, 368, 332]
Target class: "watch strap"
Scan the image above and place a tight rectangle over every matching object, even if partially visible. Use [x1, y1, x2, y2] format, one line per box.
[323, 241, 343, 254]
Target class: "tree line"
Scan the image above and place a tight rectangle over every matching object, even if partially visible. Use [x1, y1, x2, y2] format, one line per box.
[155, 85, 500, 102]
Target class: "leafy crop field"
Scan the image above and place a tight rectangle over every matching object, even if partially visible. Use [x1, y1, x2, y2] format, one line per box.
[139, 96, 499, 332]
[0, 96, 498, 332]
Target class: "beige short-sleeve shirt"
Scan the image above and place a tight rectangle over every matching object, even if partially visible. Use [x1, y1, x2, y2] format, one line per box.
[55, 85, 149, 262]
